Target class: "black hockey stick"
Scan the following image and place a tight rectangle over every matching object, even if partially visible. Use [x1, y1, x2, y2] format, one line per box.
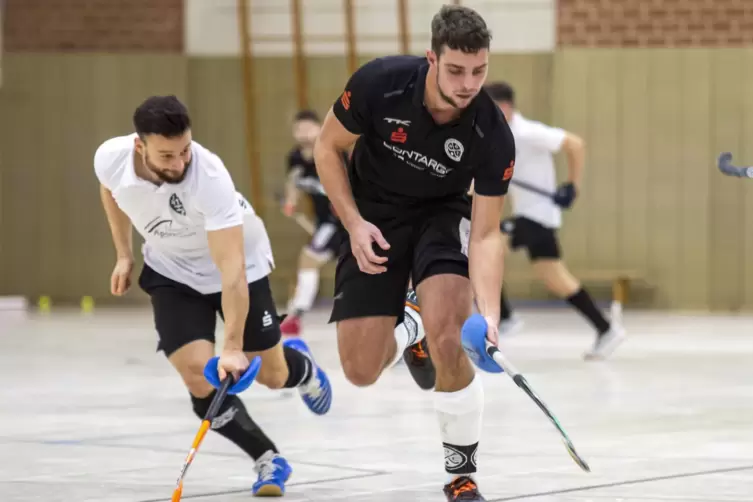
[462, 314, 590, 473]
[511, 179, 556, 200]
[717, 152, 753, 178]
[486, 341, 591, 472]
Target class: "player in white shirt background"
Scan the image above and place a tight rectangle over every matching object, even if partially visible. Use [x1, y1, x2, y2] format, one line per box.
[94, 95, 332, 496]
[484, 82, 626, 360]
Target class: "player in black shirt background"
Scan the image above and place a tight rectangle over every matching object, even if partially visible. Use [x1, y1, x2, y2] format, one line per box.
[280, 110, 348, 336]
[314, 5, 514, 502]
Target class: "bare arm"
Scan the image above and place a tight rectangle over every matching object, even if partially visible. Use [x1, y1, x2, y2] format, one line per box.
[207, 225, 248, 352]
[99, 184, 133, 260]
[313, 107, 361, 230]
[284, 167, 303, 207]
[469, 193, 506, 325]
[561, 132, 585, 188]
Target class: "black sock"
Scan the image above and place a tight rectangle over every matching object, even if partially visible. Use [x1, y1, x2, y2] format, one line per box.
[566, 288, 610, 335]
[500, 289, 512, 321]
[283, 345, 314, 388]
[191, 392, 277, 460]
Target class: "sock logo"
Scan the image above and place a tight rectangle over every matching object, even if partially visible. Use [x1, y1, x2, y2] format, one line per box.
[211, 406, 238, 429]
[444, 442, 479, 475]
[444, 445, 468, 471]
[471, 444, 478, 468]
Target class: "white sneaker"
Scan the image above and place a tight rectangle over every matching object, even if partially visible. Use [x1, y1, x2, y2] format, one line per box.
[499, 314, 524, 337]
[584, 322, 626, 360]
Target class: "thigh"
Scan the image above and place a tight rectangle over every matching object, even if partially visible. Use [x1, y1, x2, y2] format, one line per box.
[167, 340, 216, 397]
[515, 217, 561, 261]
[329, 222, 413, 323]
[216, 275, 282, 353]
[139, 265, 218, 357]
[411, 209, 471, 288]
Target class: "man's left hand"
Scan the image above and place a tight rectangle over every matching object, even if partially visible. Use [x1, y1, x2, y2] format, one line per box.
[484, 315, 499, 346]
[217, 348, 249, 382]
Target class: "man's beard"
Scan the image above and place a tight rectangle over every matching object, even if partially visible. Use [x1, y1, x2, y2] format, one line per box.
[145, 152, 188, 184]
[436, 73, 460, 109]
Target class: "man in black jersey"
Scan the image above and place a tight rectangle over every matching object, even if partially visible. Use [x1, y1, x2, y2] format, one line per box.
[280, 110, 348, 336]
[313, 5, 514, 501]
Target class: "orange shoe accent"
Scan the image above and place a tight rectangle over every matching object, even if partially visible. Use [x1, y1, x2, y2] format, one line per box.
[405, 301, 420, 313]
[451, 478, 478, 498]
[411, 341, 429, 359]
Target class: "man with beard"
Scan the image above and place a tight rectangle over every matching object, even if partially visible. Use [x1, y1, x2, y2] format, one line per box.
[93, 95, 332, 497]
[279, 110, 349, 336]
[313, 5, 514, 501]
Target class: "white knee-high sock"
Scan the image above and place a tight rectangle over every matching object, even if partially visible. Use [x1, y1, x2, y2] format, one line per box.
[291, 269, 320, 313]
[434, 374, 484, 481]
[387, 305, 425, 368]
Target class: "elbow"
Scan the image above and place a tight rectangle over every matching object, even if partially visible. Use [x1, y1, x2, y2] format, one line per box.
[564, 133, 585, 153]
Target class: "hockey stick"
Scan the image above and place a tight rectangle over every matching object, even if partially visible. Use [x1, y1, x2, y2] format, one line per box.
[461, 314, 590, 473]
[275, 192, 316, 235]
[511, 179, 556, 200]
[717, 152, 753, 178]
[486, 342, 590, 472]
[171, 357, 262, 501]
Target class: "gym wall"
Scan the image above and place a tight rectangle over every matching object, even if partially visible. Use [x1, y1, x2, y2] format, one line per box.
[1, 0, 752, 312]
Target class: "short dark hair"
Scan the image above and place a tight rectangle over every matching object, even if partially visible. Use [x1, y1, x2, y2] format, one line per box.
[485, 82, 515, 105]
[431, 5, 492, 56]
[133, 95, 191, 139]
[293, 109, 320, 123]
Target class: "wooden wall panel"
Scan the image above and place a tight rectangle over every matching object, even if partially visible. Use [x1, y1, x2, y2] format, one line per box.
[742, 50, 753, 311]
[616, 50, 650, 291]
[584, 50, 620, 271]
[647, 50, 682, 308]
[0, 54, 188, 304]
[678, 49, 712, 310]
[5, 50, 753, 311]
[552, 51, 590, 272]
[709, 51, 746, 311]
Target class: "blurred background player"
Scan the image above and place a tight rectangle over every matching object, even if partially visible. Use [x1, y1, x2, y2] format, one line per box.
[484, 82, 626, 360]
[280, 110, 348, 336]
[95, 95, 332, 496]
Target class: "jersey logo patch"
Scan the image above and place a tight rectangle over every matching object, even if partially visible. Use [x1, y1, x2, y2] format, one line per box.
[390, 127, 408, 144]
[444, 138, 464, 162]
[169, 194, 186, 216]
[384, 117, 411, 126]
[341, 90, 351, 110]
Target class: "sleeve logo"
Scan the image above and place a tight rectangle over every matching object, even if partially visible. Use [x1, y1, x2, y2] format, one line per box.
[503, 160, 514, 181]
[341, 90, 351, 110]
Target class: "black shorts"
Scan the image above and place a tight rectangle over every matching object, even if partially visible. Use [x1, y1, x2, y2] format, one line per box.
[502, 216, 561, 260]
[307, 221, 346, 260]
[329, 206, 471, 323]
[138, 264, 281, 357]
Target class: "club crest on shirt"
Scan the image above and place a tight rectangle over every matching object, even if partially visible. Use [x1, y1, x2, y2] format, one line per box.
[169, 193, 186, 216]
[444, 138, 464, 162]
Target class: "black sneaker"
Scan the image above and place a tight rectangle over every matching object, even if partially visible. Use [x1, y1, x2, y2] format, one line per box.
[443, 476, 486, 501]
[402, 289, 436, 391]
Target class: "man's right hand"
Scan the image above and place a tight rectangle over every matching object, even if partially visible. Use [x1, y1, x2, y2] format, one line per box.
[282, 201, 296, 217]
[110, 257, 134, 296]
[347, 217, 390, 274]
